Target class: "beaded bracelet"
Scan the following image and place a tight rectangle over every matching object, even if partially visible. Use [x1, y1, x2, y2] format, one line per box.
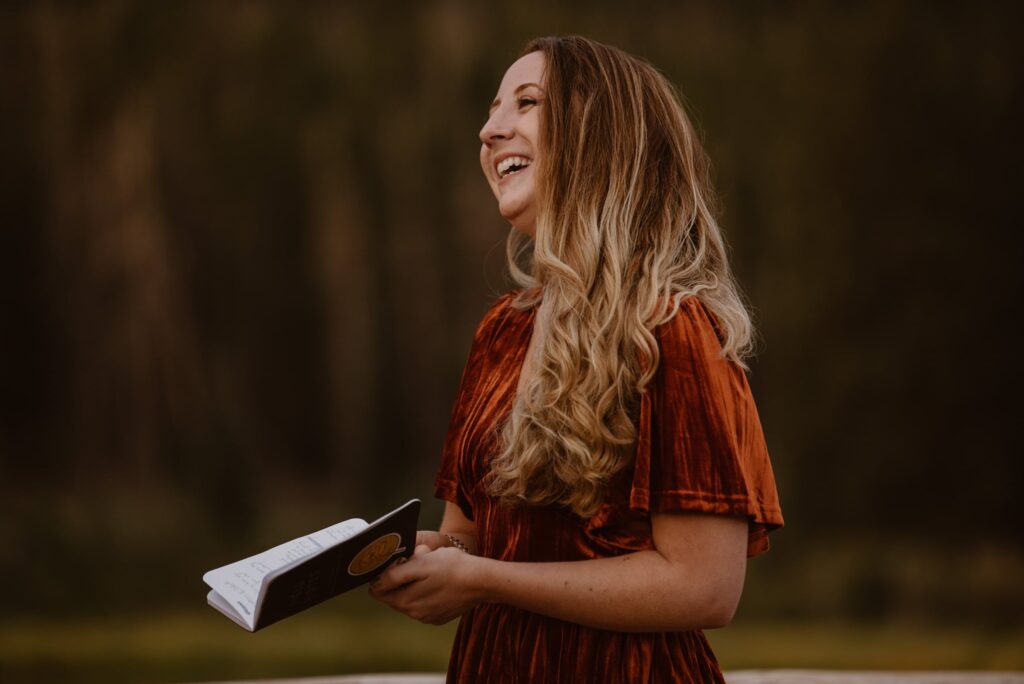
[444, 533, 470, 554]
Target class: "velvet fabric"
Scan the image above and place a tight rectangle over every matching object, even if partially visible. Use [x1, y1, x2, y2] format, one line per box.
[434, 291, 784, 683]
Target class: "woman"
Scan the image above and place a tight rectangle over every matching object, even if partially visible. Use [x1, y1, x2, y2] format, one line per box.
[370, 35, 783, 683]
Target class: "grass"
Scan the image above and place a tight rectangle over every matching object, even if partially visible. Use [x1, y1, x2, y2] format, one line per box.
[1, 592, 1021, 684]
[706, 620, 1024, 671]
[0, 595, 456, 683]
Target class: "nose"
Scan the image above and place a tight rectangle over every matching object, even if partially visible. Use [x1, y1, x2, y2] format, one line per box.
[479, 109, 513, 145]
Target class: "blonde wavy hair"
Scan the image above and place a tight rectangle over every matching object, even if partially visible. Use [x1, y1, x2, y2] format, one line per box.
[488, 35, 754, 518]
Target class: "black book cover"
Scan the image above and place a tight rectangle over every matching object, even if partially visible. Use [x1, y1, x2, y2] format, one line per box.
[205, 499, 420, 631]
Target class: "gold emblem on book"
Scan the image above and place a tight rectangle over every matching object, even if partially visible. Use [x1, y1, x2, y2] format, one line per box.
[348, 532, 404, 576]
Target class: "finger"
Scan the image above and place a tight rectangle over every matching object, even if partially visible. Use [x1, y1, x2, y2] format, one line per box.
[375, 582, 428, 618]
[373, 557, 423, 593]
[414, 544, 430, 556]
[370, 575, 413, 603]
[370, 564, 400, 594]
[367, 577, 390, 601]
[372, 574, 398, 594]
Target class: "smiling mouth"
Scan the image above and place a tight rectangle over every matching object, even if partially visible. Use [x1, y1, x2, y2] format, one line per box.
[497, 156, 533, 178]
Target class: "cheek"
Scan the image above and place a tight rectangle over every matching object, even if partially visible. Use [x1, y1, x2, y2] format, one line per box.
[480, 147, 500, 197]
[525, 112, 541, 151]
[479, 146, 490, 177]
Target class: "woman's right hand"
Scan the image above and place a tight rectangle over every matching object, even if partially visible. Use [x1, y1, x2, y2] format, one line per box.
[369, 543, 485, 625]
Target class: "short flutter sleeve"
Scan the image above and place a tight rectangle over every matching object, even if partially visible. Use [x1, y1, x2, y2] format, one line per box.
[630, 297, 784, 557]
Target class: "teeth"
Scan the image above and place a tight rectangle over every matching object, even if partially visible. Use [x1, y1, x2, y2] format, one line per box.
[497, 155, 533, 178]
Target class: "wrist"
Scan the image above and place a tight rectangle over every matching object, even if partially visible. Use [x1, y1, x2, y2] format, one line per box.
[444, 532, 470, 553]
[462, 553, 496, 603]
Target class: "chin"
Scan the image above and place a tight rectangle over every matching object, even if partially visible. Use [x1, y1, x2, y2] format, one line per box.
[501, 205, 536, 236]
[499, 196, 533, 223]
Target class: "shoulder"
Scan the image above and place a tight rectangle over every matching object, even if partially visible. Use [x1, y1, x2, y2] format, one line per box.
[471, 289, 532, 346]
[652, 296, 730, 373]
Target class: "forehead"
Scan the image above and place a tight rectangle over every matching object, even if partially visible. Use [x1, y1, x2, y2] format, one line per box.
[496, 51, 546, 93]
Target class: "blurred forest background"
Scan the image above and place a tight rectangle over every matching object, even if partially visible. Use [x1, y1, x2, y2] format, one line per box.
[1, 1, 1022, 682]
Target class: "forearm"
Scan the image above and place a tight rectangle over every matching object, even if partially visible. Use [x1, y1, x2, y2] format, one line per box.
[375, 514, 745, 629]
[470, 550, 736, 632]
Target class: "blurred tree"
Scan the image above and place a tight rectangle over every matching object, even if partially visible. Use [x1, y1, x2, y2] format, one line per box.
[0, 0, 1020, 620]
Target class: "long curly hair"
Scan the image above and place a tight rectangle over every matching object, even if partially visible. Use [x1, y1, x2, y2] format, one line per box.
[488, 35, 754, 518]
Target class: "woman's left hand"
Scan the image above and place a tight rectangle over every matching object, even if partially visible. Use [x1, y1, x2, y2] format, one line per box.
[368, 544, 485, 625]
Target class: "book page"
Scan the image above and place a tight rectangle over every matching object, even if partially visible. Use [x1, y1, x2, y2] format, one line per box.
[203, 517, 368, 628]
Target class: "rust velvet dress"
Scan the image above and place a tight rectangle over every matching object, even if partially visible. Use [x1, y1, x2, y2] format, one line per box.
[434, 290, 784, 683]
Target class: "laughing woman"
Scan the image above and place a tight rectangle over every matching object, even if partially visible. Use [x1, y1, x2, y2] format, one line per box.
[370, 35, 783, 683]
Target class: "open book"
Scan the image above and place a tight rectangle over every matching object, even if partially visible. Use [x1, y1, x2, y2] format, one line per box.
[202, 499, 420, 631]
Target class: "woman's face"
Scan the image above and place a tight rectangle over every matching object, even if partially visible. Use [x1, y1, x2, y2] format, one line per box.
[479, 51, 545, 236]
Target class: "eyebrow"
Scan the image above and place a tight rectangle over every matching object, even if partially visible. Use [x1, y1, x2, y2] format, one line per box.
[489, 83, 544, 114]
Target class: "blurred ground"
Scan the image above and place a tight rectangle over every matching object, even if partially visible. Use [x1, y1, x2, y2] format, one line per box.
[2, 595, 1022, 684]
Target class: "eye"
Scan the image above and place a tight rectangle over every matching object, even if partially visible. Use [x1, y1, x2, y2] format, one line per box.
[517, 97, 538, 110]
